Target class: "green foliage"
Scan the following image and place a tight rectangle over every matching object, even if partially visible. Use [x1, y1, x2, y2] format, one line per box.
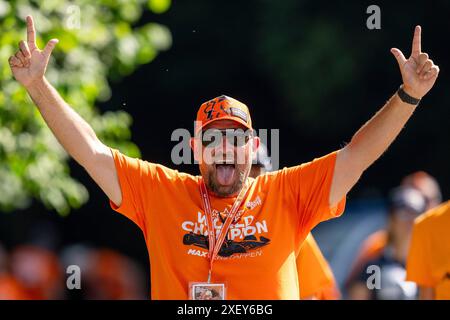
[0, 0, 172, 215]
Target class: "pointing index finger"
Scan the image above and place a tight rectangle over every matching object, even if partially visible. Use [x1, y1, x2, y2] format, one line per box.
[26, 15, 37, 50]
[411, 25, 421, 58]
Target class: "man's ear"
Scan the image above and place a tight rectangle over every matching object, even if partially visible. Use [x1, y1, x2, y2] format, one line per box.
[252, 136, 260, 153]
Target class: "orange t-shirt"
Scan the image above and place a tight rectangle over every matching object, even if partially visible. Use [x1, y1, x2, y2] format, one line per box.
[108, 148, 346, 300]
[297, 233, 340, 299]
[345, 229, 387, 288]
[406, 201, 450, 300]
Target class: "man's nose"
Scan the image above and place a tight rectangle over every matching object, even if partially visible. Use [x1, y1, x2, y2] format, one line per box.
[213, 135, 235, 159]
[214, 134, 232, 152]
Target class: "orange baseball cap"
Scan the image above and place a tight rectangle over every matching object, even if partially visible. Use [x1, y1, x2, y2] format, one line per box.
[195, 95, 253, 134]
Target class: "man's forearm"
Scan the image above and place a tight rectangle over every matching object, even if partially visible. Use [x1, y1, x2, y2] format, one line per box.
[25, 77, 101, 167]
[347, 92, 417, 172]
[327, 26, 439, 206]
[10, 15, 123, 206]
[330, 91, 417, 205]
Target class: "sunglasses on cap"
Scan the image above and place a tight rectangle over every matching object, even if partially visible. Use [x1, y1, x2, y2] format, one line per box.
[200, 128, 253, 148]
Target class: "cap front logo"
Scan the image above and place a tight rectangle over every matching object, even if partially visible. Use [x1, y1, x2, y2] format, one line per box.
[230, 107, 248, 123]
[203, 96, 231, 120]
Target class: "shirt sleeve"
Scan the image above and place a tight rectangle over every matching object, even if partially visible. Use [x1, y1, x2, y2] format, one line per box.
[406, 219, 435, 287]
[297, 233, 337, 299]
[108, 147, 181, 231]
[281, 151, 346, 235]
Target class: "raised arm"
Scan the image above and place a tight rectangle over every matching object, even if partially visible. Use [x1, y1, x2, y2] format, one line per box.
[9, 15, 123, 206]
[330, 26, 439, 206]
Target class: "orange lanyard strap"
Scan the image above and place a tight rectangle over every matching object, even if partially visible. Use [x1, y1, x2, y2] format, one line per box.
[198, 177, 252, 282]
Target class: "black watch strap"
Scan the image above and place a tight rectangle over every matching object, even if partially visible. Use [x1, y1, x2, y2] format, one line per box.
[397, 85, 421, 105]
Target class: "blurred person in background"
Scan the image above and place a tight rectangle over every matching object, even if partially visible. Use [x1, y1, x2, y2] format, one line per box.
[86, 249, 147, 300]
[345, 171, 442, 292]
[60, 245, 147, 300]
[0, 243, 29, 299]
[406, 200, 450, 300]
[0, 274, 30, 300]
[9, 245, 63, 299]
[251, 145, 340, 300]
[402, 171, 442, 209]
[1, 220, 64, 300]
[0, 244, 7, 274]
[59, 244, 91, 300]
[347, 187, 427, 299]
[248, 141, 272, 178]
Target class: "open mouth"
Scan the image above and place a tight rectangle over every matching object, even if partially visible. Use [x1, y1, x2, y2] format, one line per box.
[214, 162, 236, 186]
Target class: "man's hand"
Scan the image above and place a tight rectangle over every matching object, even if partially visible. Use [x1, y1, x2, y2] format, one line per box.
[8, 15, 122, 207]
[391, 26, 439, 100]
[330, 26, 440, 207]
[8, 15, 59, 88]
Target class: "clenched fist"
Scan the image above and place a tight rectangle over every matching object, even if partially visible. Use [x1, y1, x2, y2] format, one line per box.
[9, 15, 59, 88]
[391, 26, 440, 100]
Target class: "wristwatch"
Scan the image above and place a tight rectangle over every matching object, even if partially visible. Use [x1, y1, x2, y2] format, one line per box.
[397, 85, 421, 105]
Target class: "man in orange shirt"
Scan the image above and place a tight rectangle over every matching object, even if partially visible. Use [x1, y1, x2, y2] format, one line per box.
[251, 145, 340, 300]
[9, 16, 440, 299]
[406, 201, 450, 300]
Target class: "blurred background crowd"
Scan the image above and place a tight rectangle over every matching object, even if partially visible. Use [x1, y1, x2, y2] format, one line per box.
[0, 0, 449, 299]
[0, 244, 147, 299]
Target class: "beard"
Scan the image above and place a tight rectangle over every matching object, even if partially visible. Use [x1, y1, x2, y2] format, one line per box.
[203, 162, 250, 197]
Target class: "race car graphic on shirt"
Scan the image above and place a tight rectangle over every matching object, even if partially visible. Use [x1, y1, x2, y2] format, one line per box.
[181, 207, 271, 257]
[183, 232, 270, 257]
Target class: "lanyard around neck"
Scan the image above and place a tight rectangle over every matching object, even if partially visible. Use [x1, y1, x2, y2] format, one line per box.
[198, 177, 252, 282]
